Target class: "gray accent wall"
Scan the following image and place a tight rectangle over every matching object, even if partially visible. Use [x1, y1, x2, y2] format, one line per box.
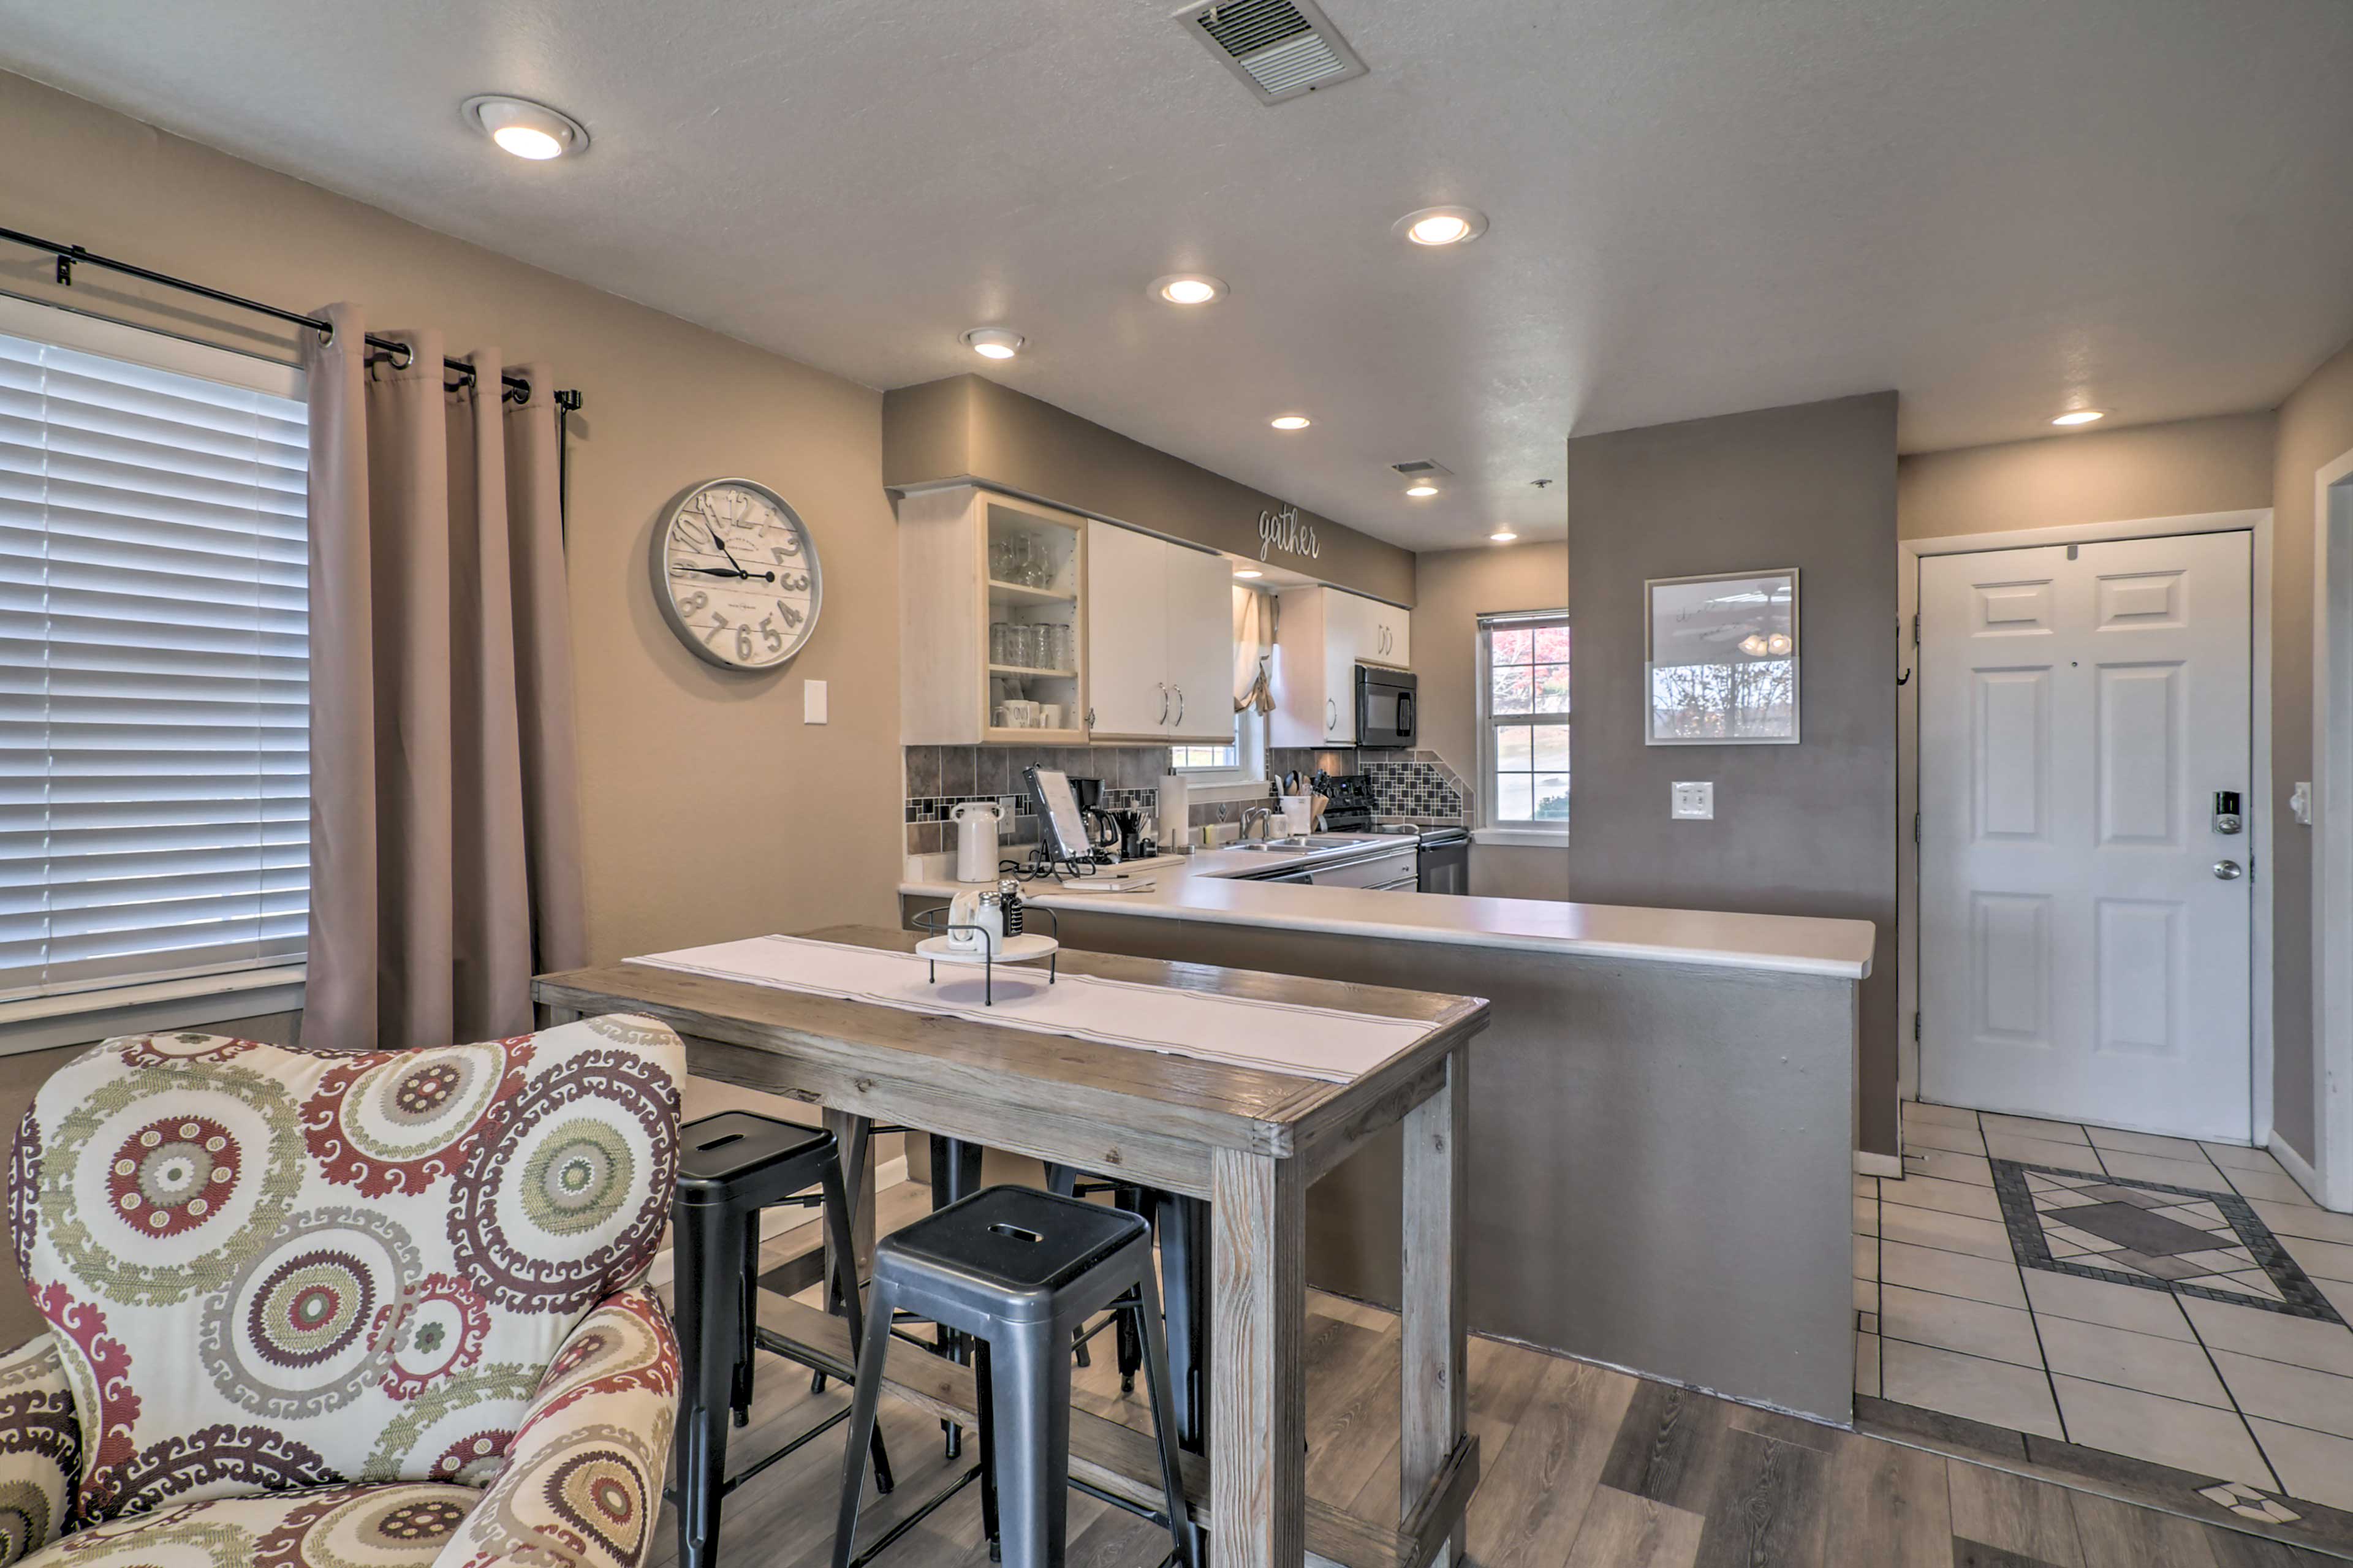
[1566, 393, 1900, 1154]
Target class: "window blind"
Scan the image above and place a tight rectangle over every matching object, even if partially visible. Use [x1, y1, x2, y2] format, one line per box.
[0, 324, 310, 1003]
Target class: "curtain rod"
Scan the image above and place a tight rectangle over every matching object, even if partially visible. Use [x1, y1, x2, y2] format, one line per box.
[0, 223, 581, 412]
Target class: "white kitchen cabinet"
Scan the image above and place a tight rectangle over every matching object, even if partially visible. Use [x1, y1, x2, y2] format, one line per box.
[1270, 585, 1413, 746]
[1083, 520, 1235, 743]
[897, 486, 1088, 745]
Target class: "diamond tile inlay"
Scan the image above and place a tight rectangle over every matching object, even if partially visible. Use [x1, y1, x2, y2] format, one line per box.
[1992, 1159, 2347, 1322]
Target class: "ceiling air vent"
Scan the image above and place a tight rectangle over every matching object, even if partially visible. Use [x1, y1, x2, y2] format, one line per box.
[1390, 460, 1453, 478]
[1178, 0, 1368, 105]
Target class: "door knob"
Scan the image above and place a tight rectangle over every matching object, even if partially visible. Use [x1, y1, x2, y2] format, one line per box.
[2213, 860, 2244, 881]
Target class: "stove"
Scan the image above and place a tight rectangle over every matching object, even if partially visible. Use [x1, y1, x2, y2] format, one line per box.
[1313, 773, 1378, 833]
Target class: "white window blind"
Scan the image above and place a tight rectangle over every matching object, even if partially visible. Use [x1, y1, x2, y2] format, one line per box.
[0, 311, 309, 1004]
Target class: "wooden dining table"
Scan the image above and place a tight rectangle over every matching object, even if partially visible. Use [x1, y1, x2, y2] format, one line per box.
[534, 925, 1487, 1568]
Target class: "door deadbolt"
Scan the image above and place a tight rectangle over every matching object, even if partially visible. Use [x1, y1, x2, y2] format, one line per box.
[2212, 791, 2243, 836]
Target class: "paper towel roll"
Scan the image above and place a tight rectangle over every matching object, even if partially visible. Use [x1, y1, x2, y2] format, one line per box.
[1157, 773, 1189, 847]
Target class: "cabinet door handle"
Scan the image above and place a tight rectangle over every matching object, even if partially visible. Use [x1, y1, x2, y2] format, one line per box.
[1173, 685, 1185, 727]
[1086, 706, 1096, 729]
[1327, 697, 1338, 732]
[1158, 683, 1169, 724]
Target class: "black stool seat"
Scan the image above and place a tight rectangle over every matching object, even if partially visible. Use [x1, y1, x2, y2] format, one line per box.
[886, 1188, 1145, 1317]
[678, 1112, 835, 1203]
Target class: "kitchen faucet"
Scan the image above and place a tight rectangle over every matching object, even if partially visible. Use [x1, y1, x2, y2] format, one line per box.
[1239, 806, 1275, 842]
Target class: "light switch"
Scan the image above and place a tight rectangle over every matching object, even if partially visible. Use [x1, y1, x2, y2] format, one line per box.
[803, 680, 828, 724]
[2291, 781, 2312, 826]
[1671, 781, 1714, 820]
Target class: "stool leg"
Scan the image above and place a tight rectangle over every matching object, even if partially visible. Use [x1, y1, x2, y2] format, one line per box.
[671, 1199, 741, 1568]
[733, 1219, 759, 1426]
[989, 1320, 1072, 1568]
[1154, 1193, 1208, 1453]
[1113, 1187, 1143, 1395]
[930, 1135, 966, 1461]
[1128, 1263, 1196, 1568]
[829, 1279, 898, 1568]
[975, 1338, 1000, 1564]
[1040, 1167, 1091, 1371]
[820, 1157, 894, 1497]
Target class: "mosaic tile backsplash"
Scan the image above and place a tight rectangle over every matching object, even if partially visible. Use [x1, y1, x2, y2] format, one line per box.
[905, 743, 1470, 856]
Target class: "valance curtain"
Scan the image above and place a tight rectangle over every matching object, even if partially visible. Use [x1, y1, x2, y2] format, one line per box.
[303, 303, 586, 1051]
[1233, 585, 1275, 714]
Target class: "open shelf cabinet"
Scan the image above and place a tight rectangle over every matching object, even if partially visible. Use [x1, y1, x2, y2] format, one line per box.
[898, 485, 1090, 745]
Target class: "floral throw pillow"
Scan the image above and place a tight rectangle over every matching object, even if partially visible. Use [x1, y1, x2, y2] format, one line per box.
[10, 1013, 683, 1523]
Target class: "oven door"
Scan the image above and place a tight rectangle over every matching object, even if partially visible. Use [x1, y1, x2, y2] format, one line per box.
[1355, 666, 1417, 749]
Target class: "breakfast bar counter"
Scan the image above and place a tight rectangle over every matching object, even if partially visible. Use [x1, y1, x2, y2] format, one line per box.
[534, 925, 1489, 1568]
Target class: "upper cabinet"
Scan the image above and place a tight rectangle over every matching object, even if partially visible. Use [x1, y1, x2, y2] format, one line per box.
[898, 486, 1088, 745]
[1270, 586, 1413, 747]
[1084, 521, 1235, 743]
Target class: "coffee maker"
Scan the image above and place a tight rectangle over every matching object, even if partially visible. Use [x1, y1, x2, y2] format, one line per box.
[1064, 776, 1125, 861]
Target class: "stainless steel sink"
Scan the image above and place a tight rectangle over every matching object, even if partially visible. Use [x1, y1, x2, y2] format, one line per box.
[1235, 838, 1314, 852]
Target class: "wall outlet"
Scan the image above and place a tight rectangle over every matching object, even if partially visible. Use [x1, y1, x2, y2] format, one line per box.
[2291, 780, 2312, 826]
[1671, 781, 1714, 820]
[803, 680, 828, 724]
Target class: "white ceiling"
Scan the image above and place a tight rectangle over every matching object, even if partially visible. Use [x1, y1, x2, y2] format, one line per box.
[5, 0, 2352, 550]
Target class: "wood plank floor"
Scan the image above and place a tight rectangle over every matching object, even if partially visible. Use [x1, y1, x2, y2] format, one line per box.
[649, 1182, 2346, 1568]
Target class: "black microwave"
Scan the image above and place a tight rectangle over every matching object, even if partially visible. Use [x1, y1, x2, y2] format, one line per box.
[1355, 665, 1417, 749]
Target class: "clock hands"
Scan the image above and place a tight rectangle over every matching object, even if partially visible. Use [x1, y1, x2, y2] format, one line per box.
[675, 563, 777, 582]
[699, 517, 761, 580]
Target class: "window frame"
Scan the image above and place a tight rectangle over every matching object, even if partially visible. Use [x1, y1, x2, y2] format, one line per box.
[0, 293, 311, 1037]
[1477, 609, 1570, 838]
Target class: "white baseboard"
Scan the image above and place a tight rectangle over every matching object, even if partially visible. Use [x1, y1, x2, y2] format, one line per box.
[2268, 1133, 2339, 1212]
[1854, 1150, 1904, 1179]
[646, 1156, 911, 1289]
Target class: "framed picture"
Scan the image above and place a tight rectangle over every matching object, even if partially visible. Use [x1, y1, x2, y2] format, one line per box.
[1645, 569, 1800, 744]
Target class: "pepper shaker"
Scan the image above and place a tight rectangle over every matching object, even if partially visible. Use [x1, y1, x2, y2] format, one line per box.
[997, 877, 1025, 937]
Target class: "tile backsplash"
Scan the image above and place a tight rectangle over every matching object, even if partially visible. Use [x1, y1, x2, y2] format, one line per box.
[903, 744, 1165, 857]
[907, 743, 1470, 857]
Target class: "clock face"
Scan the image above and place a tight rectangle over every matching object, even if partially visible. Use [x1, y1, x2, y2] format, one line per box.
[651, 479, 822, 670]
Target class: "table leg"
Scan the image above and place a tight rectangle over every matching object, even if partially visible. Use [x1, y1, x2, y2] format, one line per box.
[1210, 1147, 1305, 1568]
[1400, 1047, 1468, 1568]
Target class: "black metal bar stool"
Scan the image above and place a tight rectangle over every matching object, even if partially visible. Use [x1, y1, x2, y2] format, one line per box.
[673, 1112, 895, 1568]
[832, 1186, 1195, 1568]
[1043, 1165, 1210, 1453]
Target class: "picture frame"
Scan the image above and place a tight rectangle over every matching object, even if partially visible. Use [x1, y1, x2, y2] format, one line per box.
[1644, 569, 1801, 745]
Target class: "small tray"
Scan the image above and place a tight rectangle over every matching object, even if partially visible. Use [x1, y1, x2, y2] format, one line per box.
[907, 907, 1061, 1005]
[914, 933, 1059, 964]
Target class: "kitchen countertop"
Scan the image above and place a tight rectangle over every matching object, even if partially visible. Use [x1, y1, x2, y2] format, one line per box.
[899, 840, 1875, 979]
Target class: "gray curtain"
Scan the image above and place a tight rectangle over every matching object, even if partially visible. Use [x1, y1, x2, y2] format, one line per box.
[303, 304, 586, 1051]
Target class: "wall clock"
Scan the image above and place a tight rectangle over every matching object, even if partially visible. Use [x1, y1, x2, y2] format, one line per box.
[651, 477, 823, 670]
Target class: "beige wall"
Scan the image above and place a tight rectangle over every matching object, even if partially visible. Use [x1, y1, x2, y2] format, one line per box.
[1897, 413, 2277, 541]
[0, 72, 905, 975]
[884, 376, 1417, 605]
[1409, 540, 1569, 899]
[2269, 335, 2353, 1161]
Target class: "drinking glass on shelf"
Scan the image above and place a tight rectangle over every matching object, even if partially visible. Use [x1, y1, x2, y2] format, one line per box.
[988, 536, 1013, 583]
[1025, 539, 1054, 588]
[989, 621, 1013, 665]
[1046, 623, 1072, 671]
[1018, 625, 1044, 669]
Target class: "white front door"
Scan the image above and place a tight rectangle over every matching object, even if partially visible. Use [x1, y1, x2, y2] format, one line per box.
[1919, 531, 2253, 1139]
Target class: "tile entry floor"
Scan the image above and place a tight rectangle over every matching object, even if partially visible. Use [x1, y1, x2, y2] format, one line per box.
[1858, 1100, 2353, 1523]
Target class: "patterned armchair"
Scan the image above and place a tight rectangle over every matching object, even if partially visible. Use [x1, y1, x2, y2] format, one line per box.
[0, 1013, 686, 1568]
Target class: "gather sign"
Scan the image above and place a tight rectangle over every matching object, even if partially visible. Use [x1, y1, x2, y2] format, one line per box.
[1259, 502, 1319, 562]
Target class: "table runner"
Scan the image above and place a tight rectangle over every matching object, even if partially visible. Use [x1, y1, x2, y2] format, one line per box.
[627, 933, 1431, 1081]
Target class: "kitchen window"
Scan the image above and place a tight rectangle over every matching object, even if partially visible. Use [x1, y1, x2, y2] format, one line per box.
[0, 295, 310, 1013]
[1478, 610, 1568, 832]
[1169, 708, 1265, 786]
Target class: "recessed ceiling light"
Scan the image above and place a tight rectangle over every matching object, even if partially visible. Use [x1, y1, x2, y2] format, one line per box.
[463, 96, 588, 161]
[1153, 274, 1227, 306]
[1394, 206, 1488, 246]
[1270, 415, 1311, 431]
[961, 328, 1025, 360]
[1490, 531, 1518, 543]
[1233, 569, 1264, 579]
[1405, 483, 1439, 498]
[2052, 409, 2106, 426]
